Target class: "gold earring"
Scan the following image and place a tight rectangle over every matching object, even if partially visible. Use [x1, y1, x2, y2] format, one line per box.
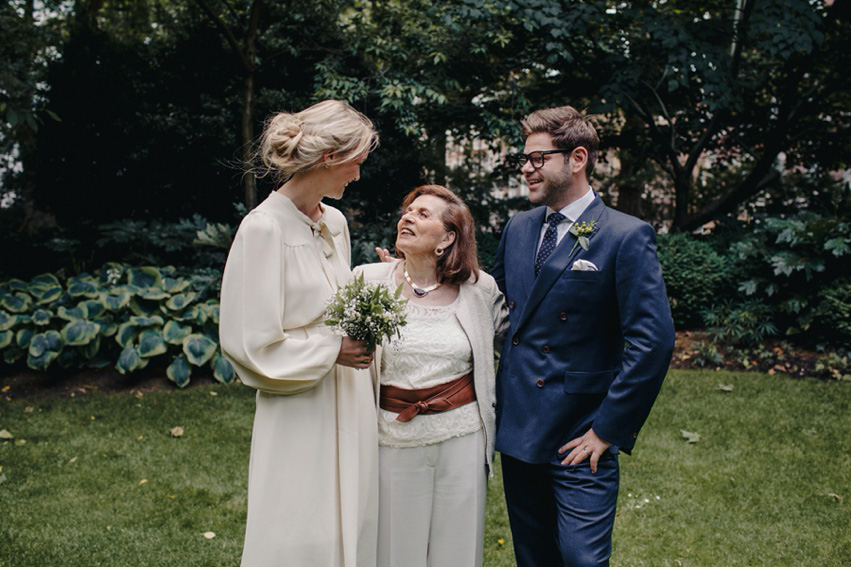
[435, 246, 444, 257]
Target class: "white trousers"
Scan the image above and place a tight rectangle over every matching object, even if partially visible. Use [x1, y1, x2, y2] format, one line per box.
[377, 429, 487, 567]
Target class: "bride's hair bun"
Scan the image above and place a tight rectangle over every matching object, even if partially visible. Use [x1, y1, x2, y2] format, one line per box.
[258, 100, 378, 181]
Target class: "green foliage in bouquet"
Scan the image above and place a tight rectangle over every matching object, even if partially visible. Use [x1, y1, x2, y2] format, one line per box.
[325, 273, 408, 351]
[0, 263, 234, 388]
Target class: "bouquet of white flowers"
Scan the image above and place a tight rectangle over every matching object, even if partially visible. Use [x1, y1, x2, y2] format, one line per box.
[324, 273, 408, 350]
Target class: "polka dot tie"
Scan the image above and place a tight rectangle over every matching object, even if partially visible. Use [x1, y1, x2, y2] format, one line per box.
[535, 212, 566, 276]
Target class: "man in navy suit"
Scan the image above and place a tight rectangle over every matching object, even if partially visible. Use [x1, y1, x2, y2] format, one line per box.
[491, 106, 675, 566]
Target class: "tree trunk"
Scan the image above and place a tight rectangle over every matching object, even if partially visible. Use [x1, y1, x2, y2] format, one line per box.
[241, 71, 257, 209]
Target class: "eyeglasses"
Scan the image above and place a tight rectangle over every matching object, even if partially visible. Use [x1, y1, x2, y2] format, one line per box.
[505, 149, 574, 170]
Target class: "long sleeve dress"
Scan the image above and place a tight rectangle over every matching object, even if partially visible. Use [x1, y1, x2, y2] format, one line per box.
[219, 191, 378, 567]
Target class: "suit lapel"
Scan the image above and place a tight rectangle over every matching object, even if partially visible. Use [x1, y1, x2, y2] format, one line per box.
[519, 207, 547, 298]
[514, 197, 606, 334]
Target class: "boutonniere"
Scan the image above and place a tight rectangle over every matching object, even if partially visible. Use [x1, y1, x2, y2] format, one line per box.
[569, 220, 599, 256]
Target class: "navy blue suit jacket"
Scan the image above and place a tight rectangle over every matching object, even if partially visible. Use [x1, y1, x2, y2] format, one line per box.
[491, 196, 675, 464]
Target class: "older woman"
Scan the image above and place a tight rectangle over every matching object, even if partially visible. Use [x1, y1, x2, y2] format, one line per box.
[219, 100, 379, 566]
[357, 185, 508, 567]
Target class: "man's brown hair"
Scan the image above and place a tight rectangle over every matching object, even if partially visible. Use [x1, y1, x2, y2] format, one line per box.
[521, 106, 600, 181]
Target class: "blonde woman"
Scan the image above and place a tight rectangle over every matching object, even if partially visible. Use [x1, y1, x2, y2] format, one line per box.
[360, 185, 508, 567]
[220, 100, 379, 566]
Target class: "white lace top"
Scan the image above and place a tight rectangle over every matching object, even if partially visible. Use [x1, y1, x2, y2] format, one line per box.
[378, 294, 482, 448]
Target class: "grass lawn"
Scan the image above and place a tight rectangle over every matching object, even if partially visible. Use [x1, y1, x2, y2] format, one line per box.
[1, 369, 849, 566]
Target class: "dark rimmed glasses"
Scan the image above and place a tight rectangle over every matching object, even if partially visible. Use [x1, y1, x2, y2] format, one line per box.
[505, 148, 574, 170]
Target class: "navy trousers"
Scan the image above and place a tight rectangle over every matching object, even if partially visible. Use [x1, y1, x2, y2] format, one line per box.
[501, 451, 619, 567]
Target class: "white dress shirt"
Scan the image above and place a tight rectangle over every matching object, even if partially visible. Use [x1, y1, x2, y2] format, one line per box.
[537, 187, 596, 252]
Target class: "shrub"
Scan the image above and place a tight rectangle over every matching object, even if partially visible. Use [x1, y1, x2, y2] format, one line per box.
[0, 264, 234, 387]
[818, 278, 851, 344]
[657, 233, 736, 329]
[703, 299, 778, 347]
[724, 212, 851, 346]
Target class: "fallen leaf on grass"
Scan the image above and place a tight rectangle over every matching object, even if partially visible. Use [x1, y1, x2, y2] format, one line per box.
[1, 386, 9, 393]
[69, 456, 78, 464]
[0, 473, 6, 485]
[14, 439, 26, 446]
[169, 426, 184, 438]
[139, 479, 148, 486]
[828, 493, 842, 502]
[24, 406, 34, 413]
[680, 430, 701, 444]
[203, 532, 216, 539]
[209, 391, 218, 396]
[0, 429, 13, 440]
[718, 384, 734, 392]
[497, 539, 505, 545]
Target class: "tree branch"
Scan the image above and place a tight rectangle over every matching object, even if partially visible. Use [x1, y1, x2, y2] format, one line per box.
[194, 0, 250, 71]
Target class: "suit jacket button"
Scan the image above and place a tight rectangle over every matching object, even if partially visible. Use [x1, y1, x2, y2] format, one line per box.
[512, 336, 520, 346]
[536, 379, 545, 388]
[509, 300, 516, 310]
[542, 345, 550, 353]
[559, 312, 568, 321]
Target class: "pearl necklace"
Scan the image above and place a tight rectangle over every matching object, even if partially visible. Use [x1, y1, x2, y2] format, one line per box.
[403, 262, 442, 297]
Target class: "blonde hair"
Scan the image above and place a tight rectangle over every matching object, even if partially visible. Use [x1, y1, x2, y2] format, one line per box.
[258, 100, 378, 181]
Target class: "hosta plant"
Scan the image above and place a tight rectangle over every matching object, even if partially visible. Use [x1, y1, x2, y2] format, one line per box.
[0, 263, 235, 388]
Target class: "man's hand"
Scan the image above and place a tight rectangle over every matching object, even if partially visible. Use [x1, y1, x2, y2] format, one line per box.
[558, 428, 611, 474]
[375, 247, 394, 263]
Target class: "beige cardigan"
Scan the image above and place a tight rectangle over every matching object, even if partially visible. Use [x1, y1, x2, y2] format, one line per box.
[355, 260, 509, 474]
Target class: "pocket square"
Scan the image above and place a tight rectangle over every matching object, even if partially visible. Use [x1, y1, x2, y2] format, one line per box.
[571, 259, 598, 271]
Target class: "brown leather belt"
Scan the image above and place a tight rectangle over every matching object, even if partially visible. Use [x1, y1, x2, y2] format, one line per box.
[379, 372, 476, 423]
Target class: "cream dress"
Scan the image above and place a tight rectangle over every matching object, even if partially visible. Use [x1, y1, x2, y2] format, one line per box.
[219, 191, 378, 567]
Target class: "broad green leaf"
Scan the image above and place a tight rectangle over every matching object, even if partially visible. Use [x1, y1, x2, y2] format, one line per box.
[1, 293, 32, 313]
[29, 273, 61, 291]
[34, 286, 63, 304]
[130, 315, 164, 327]
[58, 305, 88, 321]
[0, 330, 12, 349]
[27, 349, 59, 371]
[166, 354, 191, 388]
[96, 317, 118, 337]
[204, 300, 220, 324]
[28, 330, 62, 357]
[115, 322, 139, 348]
[78, 336, 101, 360]
[68, 281, 99, 298]
[163, 320, 191, 345]
[129, 297, 160, 317]
[825, 237, 850, 257]
[0, 311, 16, 331]
[138, 329, 167, 358]
[182, 333, 217, 366]
[162, 277, 191, 294]
[62, 319, 101, 346]
[116, 345, 142, 375]
[104, 292, 131, 311]
[16, 327, 35, 349]
[29, 333, 48, 357]
[127, 267, 163, 289]
[32, 309, 53, 326]
[81, 299, 107, 319]
[165, 292, 197, 311]
[212, 353, 236, 384]
[137, 289, 170, 301]
[7, 279, 28, 292]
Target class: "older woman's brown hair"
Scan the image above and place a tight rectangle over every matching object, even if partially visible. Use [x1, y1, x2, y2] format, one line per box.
[397, 185, 479, 286]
